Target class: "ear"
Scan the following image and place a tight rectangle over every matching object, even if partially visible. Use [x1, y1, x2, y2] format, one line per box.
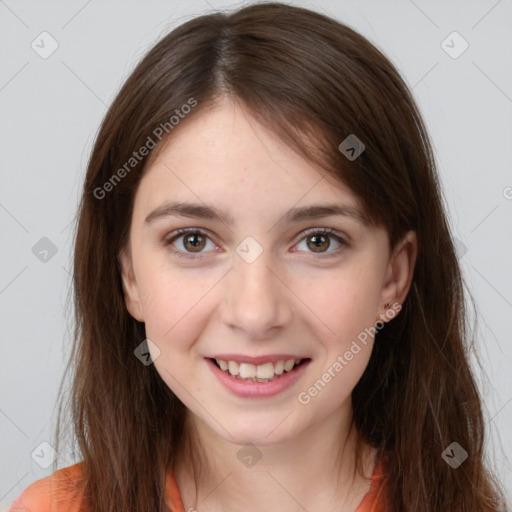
[378, 230, 417, 320]
[117, 246, 145, 322]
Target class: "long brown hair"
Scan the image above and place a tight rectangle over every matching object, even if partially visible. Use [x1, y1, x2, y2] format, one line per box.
[54, 2, 508, 510]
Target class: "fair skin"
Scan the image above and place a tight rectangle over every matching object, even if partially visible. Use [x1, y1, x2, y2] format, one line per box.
[119, 97, 417, 512]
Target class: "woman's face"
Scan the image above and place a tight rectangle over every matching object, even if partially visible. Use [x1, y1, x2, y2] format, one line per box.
[119, 98, 415, 446]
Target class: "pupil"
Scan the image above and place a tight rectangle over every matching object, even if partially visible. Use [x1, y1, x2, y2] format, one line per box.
[185, 233, 205, 251]
[308, 235, 329, 252]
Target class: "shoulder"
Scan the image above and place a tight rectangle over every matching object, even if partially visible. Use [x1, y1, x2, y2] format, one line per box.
[9, 463, 86, 512]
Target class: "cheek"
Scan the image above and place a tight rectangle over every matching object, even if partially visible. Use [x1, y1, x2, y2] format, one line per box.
[137, 272, 210, 389]
[136, 264, 217, 348]
[294, 266, 382, 345]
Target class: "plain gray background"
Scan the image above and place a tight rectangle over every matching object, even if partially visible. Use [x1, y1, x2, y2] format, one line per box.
[1, 0, 511, 508]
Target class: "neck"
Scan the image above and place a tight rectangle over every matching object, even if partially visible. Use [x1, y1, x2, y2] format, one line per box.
[172, 404, 377, 512]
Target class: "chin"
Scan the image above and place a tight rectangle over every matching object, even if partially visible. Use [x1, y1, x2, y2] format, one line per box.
[219, 420, 300, 447]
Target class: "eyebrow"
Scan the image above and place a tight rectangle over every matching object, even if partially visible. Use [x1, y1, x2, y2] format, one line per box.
[144, 201, 369, 226]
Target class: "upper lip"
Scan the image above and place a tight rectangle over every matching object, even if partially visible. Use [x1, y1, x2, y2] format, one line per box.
[207, 354, 309, 365]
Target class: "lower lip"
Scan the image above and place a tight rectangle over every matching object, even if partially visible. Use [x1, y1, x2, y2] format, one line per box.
[206, 358, 311, 398]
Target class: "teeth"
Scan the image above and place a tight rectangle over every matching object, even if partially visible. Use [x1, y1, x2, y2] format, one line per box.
[214, 358, 303, 380]
[228, 360, 240, 376]
[256, 362, 274, 379]
[239, 363, 256, 379]
[284, 359, 295, 372]
[274, 360, 284, 375]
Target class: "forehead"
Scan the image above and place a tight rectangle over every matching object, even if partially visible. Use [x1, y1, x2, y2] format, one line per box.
[135, 99, 363, 217]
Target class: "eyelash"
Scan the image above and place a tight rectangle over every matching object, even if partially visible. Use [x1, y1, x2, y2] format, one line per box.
[163, 227, 348, 260]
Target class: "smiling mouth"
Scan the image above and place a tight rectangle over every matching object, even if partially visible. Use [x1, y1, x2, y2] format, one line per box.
[209, 357, 310, 383]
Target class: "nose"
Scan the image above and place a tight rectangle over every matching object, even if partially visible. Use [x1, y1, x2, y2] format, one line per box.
[220, 249, 292, 339]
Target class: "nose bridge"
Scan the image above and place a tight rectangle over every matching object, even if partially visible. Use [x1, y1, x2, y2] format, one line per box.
[221, 242, 291, 335]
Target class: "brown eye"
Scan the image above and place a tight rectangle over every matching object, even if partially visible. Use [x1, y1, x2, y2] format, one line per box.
[306, 234, 331, 252]
[165, 229, 216, 259]
[295, 228, 346, 255]
[182, 232, 206, 252]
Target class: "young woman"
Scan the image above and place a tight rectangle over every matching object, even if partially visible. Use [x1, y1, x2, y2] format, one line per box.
[10, 2, 508, 511]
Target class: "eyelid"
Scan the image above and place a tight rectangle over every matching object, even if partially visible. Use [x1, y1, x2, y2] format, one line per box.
[163, 228, 217, 260]
[295, 227, 348, 244]
[291, 227, 348, 256]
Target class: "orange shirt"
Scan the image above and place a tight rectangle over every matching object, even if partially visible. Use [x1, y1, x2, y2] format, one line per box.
[10, 455, 387, 511]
